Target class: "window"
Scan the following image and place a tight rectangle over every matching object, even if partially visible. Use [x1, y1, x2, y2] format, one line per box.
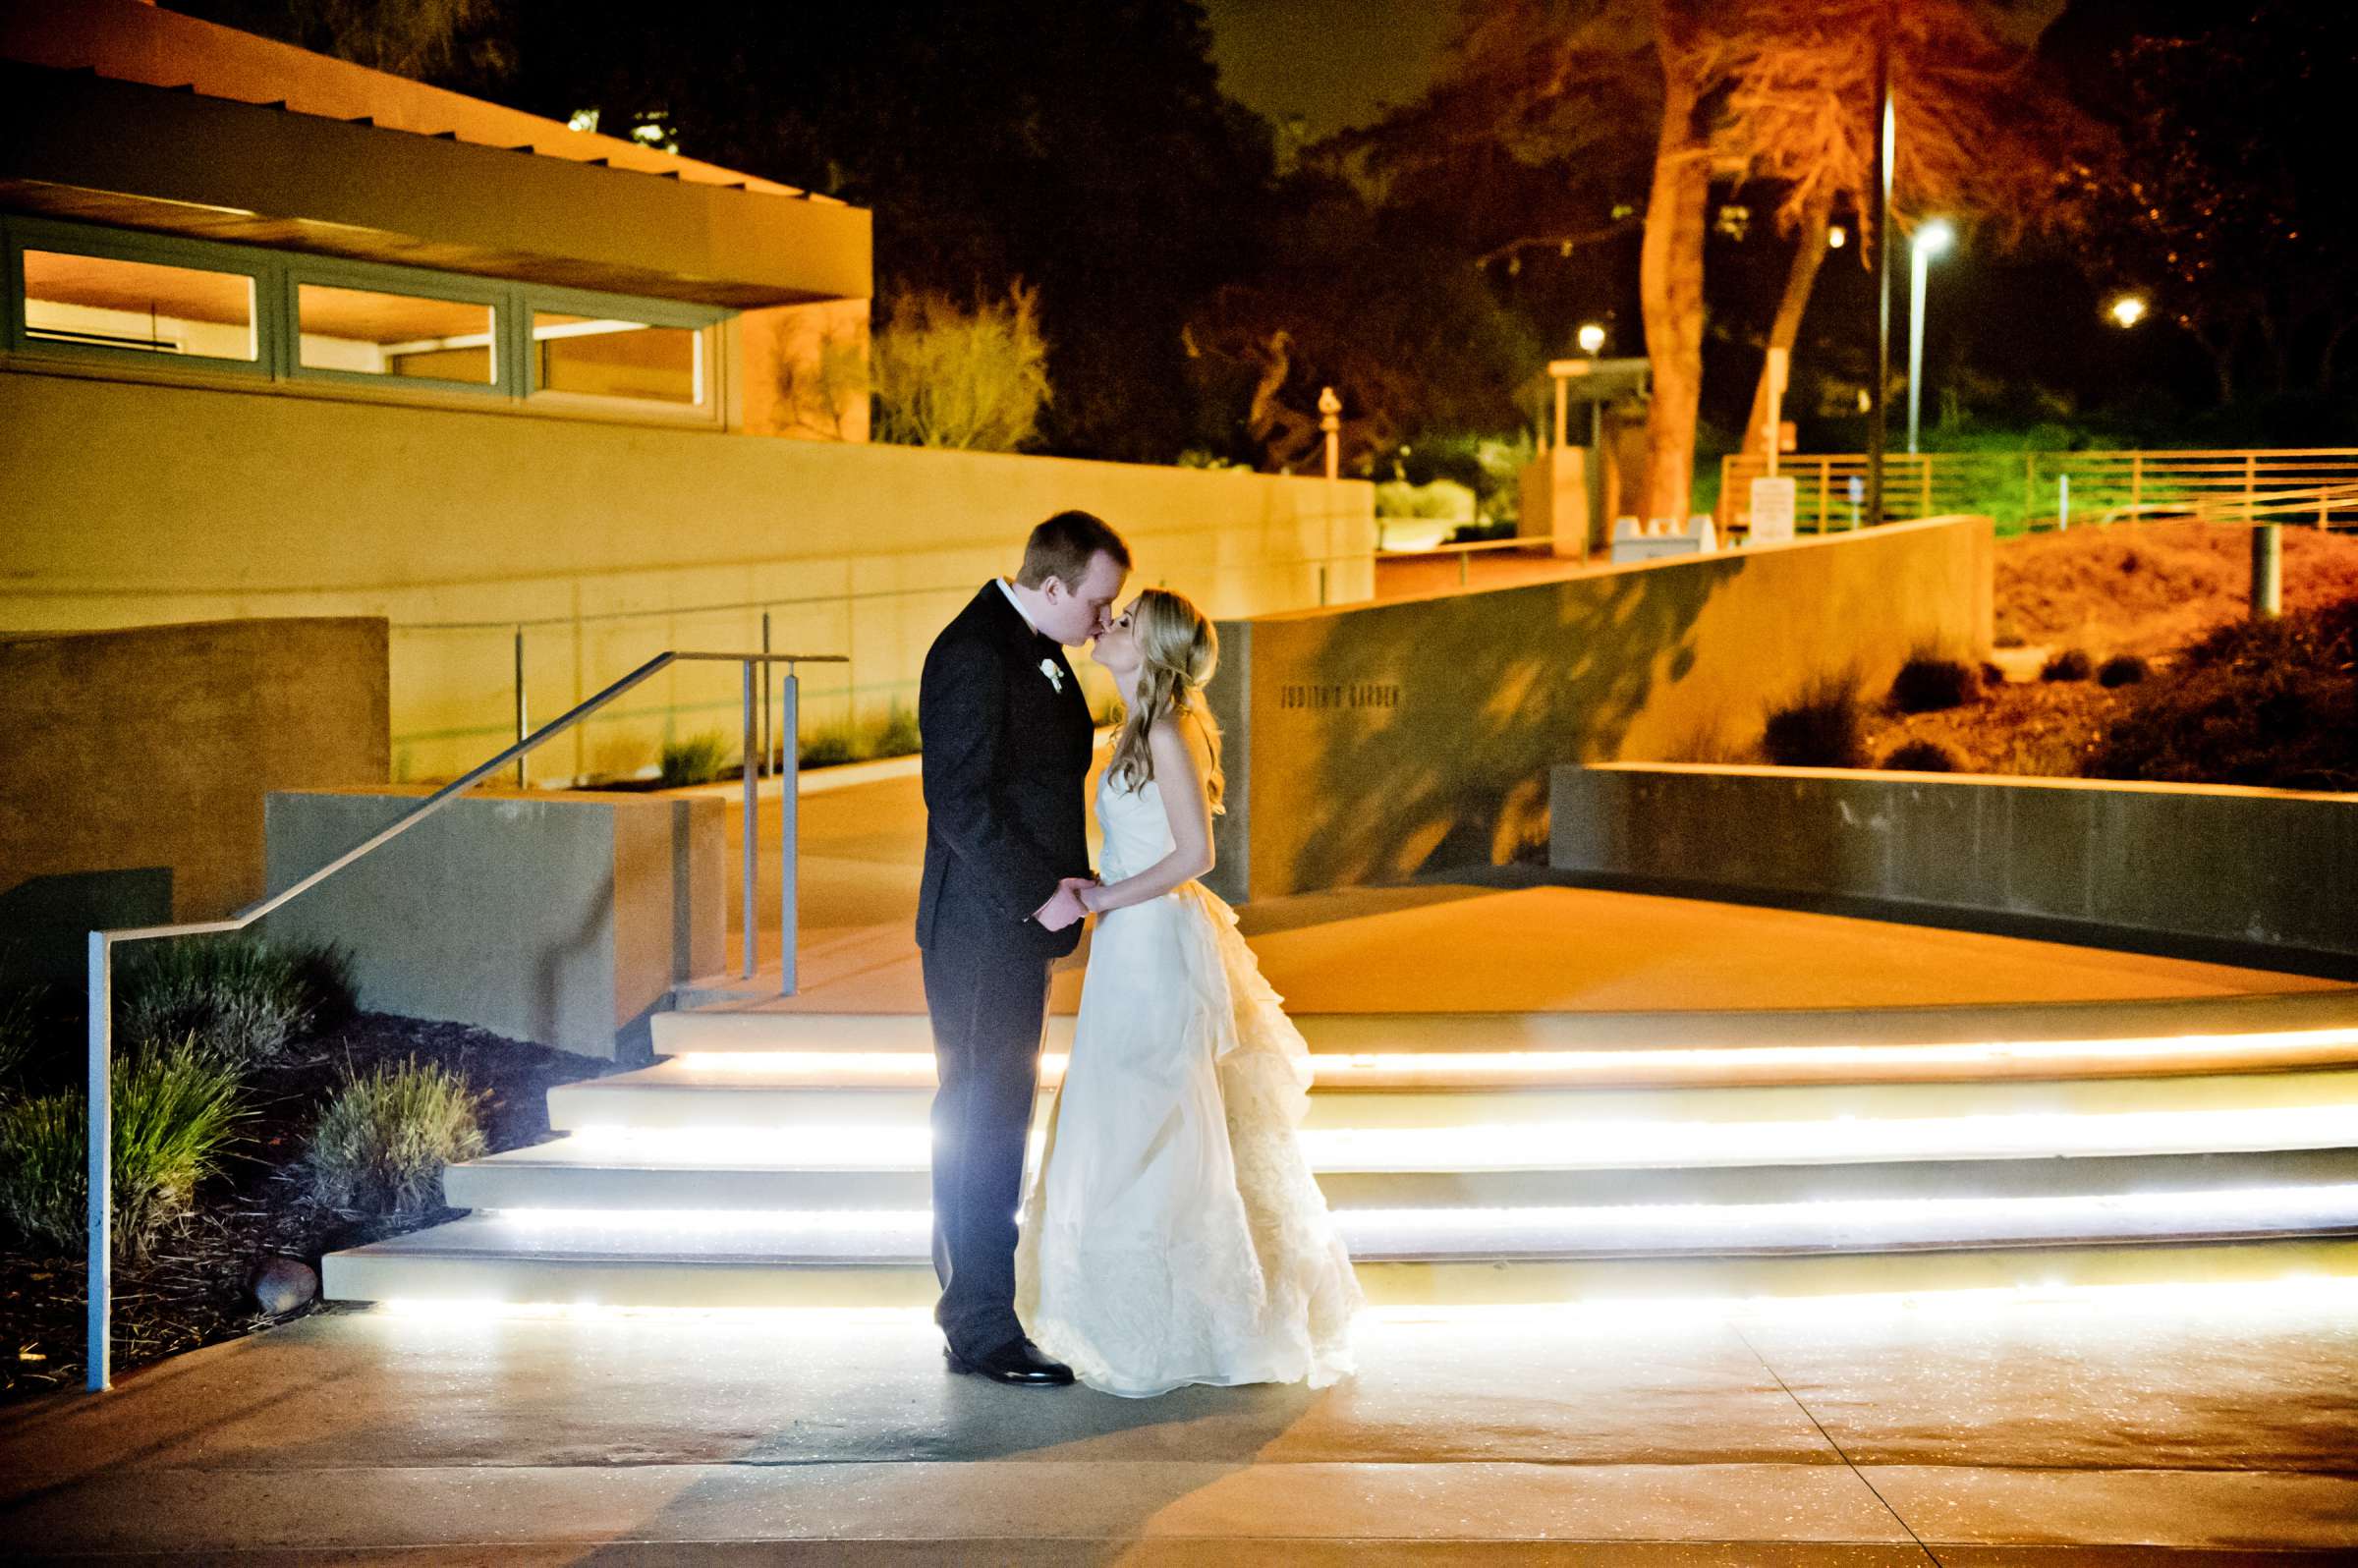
[298, 284, 495, 384]
[5, 217, 728, 425]
[533, 311, 703, 406]
[22, 250, 258, 362]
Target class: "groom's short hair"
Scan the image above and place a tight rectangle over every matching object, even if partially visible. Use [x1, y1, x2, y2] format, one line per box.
[1018, 510, 1131, 590]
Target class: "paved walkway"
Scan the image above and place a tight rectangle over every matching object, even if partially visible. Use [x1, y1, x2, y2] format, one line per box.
[6, 1290, 2353, 1560]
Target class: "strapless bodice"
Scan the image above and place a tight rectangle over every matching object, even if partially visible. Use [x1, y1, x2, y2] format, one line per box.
[1095, 770, 1175, 884]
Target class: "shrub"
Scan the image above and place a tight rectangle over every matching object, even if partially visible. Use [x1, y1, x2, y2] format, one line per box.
[876, 704, 922, 758]
[118, 934, 311, 1066]
[1763, 676, 1867, 768]
[1889, 655, 1981, 713]
[872, 283, 1050, 452]
[305, 1057, 486, 1216]
[2088, 598, 2358, 791]
[1882, 740, 1962, 773]
[0, 1036, 248, 1259]
[2098, 652, 2150, 688]
[283, 939, 360, 1035]
[659, 731, 734, 788]
[2040, 647, 2094, 682]
[1981, 661, 2006, 690]
[798, 726, 859, 768]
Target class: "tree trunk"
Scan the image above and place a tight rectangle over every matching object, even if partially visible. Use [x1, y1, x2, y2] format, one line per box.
[1638, 49, 1713, 523]
[1740, 189, 1834, 459]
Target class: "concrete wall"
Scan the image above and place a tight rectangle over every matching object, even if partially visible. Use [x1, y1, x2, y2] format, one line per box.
[1207, 516, 1993, 903]
[1551, 763, 2358, 968]
[263, 787, 725, 1059]
[0, 372, 1376, 784]
[0, 617, 388, 985]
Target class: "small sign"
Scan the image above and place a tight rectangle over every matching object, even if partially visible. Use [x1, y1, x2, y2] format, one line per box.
[1749, 476, 1797, 545]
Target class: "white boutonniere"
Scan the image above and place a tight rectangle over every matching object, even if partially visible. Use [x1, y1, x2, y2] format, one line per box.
[1039, 657, 1065, 693]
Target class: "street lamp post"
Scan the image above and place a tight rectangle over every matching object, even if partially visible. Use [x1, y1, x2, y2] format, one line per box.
[1906, 218, 1954, 456]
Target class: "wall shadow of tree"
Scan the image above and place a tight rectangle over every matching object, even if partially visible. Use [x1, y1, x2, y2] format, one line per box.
[1278, 557, 1746, 895]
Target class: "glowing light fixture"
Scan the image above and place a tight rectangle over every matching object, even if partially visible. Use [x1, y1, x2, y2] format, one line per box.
[2109, 294, 2150, 329]
[1827, 225, 1848, 250]
[1577, 322, 1607, 356]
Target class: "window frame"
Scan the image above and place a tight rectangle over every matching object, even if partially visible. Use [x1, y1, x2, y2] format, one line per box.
[2, 215, 730, 426]
[5, 216, 275, 378]
[281, 256, 512, 397]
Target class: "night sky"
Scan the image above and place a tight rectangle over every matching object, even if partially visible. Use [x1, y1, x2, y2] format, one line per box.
[1205, 0, 1455, 142]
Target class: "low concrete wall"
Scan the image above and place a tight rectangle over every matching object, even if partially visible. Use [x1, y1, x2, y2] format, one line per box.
[1551, 763, 2358, 967]
[0, 618, 387, 987]
[1207, 516, 1993, 903]
[263, 787, 725, 1059]
[0, 373, 1376, 785]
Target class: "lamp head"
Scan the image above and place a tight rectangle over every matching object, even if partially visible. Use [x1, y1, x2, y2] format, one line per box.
[1915, 218, 1955, 257]
[2108, 295, 2150, 329]
[1576, 322, 1606, 356]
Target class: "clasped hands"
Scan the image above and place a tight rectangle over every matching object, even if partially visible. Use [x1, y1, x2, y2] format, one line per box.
[1034, 874, 1101, 932]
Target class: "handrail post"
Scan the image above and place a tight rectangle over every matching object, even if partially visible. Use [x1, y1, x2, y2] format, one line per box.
[759, 612, 773, 777]
[512, 627, 527, 790]
[740, 660, 758, 980]
[85, 932, 111, 1393]
[779, 666, 800, 997]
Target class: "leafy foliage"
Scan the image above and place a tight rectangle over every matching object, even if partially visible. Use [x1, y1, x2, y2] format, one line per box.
[872, 285, 1052, 451]
[0, 1037, 249, 1259]
[305, 1058, 486, 1216]
[2088, 599, 2357, 792]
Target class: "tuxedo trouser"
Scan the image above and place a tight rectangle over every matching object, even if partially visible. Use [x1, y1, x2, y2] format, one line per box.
[922, 935, 1053, 1357]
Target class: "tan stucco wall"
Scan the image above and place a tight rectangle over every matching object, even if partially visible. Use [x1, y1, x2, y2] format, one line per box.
[1207, 515, 1993, 902]
[0, 618, 388, 976]
[0, 371, 1374, 784]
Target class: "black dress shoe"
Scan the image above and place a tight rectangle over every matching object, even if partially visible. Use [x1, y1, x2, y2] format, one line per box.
[945, 1336, 1076, 1387]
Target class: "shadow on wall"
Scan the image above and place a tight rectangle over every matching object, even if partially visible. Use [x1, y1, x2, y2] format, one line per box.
[0, 869, 173, 992]
[1284, 560, 1739, 894]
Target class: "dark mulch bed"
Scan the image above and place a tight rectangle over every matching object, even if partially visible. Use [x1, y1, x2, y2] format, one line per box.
[1, 1014, 615, 1403]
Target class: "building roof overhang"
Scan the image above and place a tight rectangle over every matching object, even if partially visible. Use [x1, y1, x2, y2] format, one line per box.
[0, 19, 870, 309]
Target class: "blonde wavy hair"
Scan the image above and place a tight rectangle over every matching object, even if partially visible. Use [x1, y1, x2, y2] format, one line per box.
[1106, 588, 1224, 812]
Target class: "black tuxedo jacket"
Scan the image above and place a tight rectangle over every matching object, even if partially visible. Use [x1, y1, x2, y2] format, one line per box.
[916, 583, 1095, 958]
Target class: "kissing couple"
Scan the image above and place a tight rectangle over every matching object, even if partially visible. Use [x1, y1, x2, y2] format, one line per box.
[917, 509, 1361, 1397]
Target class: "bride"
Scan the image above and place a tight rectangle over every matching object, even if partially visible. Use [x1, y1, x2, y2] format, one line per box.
[1014, 588, 1362, 1398]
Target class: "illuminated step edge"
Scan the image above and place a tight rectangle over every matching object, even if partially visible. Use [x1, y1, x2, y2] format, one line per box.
[650, 994, 2358, 1056]
[537, 1103, 2358, 1172]
[544, 1063, 2358, 1135]
[441, 1142, 2358, 1214]
[322, 1230, 2358, 1311]
[425, 1185, 2358, 1260]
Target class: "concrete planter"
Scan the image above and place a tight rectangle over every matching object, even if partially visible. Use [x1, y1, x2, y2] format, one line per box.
[264, 787, 725, 1059]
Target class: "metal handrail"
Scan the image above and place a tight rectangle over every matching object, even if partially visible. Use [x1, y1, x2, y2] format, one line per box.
[82, 647, 844, 1392]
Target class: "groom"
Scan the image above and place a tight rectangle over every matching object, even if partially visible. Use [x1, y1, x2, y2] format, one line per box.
[918, 509, 1130, 1386]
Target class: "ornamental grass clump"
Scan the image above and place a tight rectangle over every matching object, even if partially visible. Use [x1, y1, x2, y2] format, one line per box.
[118, 933, 311, 1066]
[2098, 652, 2151, 688]
[0, 1036, 248, 1259]
[2041, 647, 2095, 683]
[0, 985, 38, 1088]
[1763, 676, 1867, 769]
[306, 1057, 486, 1216]
[1882, 739, 1962, 773]
[658, 731, 734, 788]
[1888, 654, 1982, 713]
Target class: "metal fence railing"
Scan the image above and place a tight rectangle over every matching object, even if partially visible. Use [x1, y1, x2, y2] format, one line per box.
[1718, 448, 2358, 535]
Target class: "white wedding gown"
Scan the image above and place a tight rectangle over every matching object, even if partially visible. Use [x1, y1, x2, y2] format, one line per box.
[1014, 770, 1362, 1397]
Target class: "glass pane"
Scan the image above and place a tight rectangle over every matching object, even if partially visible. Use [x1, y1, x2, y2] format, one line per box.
[22, 250, 256, 361]
[533, 311, 701, 404]
[298, 284, 494, 383]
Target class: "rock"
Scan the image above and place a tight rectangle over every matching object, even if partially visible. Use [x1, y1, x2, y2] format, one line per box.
[251, 1256, 319, 1316]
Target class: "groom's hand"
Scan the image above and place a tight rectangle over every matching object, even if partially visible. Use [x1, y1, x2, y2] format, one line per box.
[1034, 880, 1092, 932]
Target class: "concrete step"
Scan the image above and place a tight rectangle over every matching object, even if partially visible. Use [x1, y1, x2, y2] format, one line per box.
[546, 1057, 2358, 1140]
[445, 1137, 2358, 1214]
[649, 996, 2358, 1090]
[323, 1214, 2358, 1310]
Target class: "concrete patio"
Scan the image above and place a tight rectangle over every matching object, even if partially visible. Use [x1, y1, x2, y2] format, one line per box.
[4, 1283, 2354, 1561]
